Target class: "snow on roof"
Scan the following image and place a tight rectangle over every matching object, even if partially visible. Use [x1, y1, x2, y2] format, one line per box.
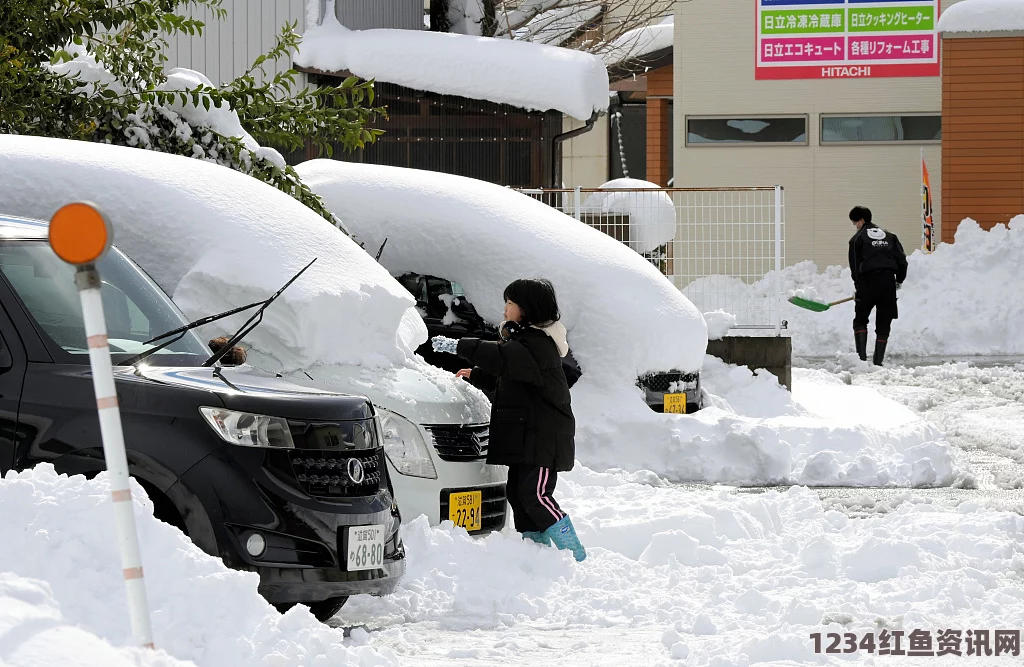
[295, 159, 707, 383]
[294, 10, 609, 120]
[0, 465, 396, 666]
[938, 0, 1024, 33]
[582, 178, 676, 254]
[602, 15, 673, 67]
[0, 135, 424, 371]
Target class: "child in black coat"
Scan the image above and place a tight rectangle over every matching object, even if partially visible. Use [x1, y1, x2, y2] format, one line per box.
[432, 279, 585, 561]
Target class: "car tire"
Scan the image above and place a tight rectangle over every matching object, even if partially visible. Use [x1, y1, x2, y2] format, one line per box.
[307, 596, 349, 622]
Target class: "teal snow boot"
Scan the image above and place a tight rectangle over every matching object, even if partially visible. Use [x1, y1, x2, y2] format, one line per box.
[542, 516, 587, 562]
[522, 531, 551, 546]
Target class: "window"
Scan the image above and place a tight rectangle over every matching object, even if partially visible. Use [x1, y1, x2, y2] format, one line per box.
[820, 114, 941, 143]
[0, 242, 211, 366]
[685, 116, 808, 146]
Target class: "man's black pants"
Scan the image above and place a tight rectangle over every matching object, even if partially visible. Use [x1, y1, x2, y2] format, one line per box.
[506, 465, 566, 533]
[853, 271, 898, 341]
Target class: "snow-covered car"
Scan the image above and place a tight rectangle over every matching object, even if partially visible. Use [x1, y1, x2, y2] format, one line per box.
[0, 213, 404, 622]
[295, 161, 709, 416]
[0, 135, 507, 541]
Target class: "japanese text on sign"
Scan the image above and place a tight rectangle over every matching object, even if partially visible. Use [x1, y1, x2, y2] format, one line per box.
[756, 1, 940, 80]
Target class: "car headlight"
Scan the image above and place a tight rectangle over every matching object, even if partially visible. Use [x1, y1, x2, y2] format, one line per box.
[200, 407, 295, 449]
[377, 408, 437, 479]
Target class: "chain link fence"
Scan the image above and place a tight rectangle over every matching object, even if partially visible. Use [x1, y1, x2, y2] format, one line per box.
[517, 186, 786, 334]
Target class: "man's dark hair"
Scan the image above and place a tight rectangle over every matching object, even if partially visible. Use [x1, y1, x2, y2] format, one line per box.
[849, 206, 872, 224]
[502, 278, 561, 326]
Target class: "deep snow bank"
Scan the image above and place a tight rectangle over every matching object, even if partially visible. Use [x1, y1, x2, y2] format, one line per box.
[690, 217, 1024, 359]
[0, 135, 424, 370]
[0, 465, 395, 666]
[295, 159, 708, 380]
[571, 356, 968, 487]
[344, 474, 1024, 665]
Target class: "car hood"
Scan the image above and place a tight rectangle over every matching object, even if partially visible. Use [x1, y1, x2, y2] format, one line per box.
[130, 365, 374, 421]
[294, 362, 491, 426]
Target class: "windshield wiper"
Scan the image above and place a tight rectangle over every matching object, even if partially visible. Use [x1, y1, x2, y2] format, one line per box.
[201, 257, 317, 367]
[122, 258, 316, 367]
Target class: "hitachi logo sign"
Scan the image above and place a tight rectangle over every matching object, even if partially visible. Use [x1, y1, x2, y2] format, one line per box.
[821, 66, 871, 78]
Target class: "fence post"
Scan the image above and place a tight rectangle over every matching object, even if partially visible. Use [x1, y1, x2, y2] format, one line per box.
[574, 186, 582, 221]
[774, 185, 783, 336]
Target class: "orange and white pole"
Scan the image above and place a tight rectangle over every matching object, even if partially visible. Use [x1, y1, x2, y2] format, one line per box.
[49, 202, 155, 649]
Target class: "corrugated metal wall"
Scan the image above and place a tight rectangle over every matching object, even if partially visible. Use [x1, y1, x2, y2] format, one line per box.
[941, 35, 1024, 243]
[162, 0, 307, 85]
[335, 0, 423, 30]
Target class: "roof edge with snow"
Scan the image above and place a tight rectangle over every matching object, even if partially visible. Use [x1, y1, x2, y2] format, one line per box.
[937, 0, 1024, 34]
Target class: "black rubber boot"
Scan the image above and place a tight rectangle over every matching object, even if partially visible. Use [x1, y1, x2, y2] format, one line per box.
[873, 339, 887, 366]
[855, 331, 868, 362]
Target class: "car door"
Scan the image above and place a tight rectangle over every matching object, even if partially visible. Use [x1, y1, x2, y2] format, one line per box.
[0, 300, 28, 474]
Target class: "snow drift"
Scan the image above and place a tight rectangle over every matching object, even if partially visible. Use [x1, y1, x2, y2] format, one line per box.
[0, 135, 425, 370]
[294, 159, 708, 382]
[295, 6, 609, 120]
[688, 217, 1024, 360]
[0, 465, 395, 666]
[581, 178, 677, 254]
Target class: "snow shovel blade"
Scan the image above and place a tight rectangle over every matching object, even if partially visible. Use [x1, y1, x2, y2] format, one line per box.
[788, 296, 832, 312]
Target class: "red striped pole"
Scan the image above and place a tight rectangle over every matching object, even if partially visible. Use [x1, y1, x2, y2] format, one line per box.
[50, 203, 154, 649]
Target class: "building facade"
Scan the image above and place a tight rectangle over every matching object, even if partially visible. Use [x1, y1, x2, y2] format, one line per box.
[674, 0, 963, 269]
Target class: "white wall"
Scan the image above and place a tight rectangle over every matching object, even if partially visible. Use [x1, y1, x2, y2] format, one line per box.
[162, 0, 308, 86]
[673, 0, 963, 269]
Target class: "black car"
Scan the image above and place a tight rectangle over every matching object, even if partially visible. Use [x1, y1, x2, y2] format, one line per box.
[397, 272, 703, 413]
[0, 214, 404, 621]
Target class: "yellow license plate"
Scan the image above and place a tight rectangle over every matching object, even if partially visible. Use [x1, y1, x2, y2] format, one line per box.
[664, 393, 687, 414]
[449, 490, 482, 531]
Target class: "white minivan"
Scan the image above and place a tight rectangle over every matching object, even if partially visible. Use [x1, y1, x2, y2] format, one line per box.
[294, 362, 509, 535]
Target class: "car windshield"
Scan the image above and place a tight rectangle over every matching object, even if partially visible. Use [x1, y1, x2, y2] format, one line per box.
[0, 241, 211, 366]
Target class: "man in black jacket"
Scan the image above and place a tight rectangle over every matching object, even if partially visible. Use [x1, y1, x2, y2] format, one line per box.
[848, 206, 908, 366]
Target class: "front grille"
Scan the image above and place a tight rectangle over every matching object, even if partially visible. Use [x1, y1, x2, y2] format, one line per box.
[426, 424, 489, 462]
[288, 449, 383, 499]
[439, 484, 507, 534]
[638, 371, 699, 393]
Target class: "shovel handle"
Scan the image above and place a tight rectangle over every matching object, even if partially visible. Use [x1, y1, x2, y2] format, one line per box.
[829, 296, 855, 306]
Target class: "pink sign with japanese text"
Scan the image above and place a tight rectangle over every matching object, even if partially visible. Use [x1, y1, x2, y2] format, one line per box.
[756, 1, 940, 80]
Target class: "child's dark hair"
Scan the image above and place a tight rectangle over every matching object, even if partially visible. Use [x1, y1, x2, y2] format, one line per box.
[503, 278, 560, 327]
[849, 206, 872, 224]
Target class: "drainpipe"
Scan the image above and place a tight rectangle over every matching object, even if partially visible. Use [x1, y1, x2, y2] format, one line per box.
[552, 110, 599, 188]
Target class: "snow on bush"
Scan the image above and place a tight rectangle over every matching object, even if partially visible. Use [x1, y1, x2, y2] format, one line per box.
[602, 15, 674, 65]
[0, 465, 396, 666]
[937, 0, 1024, 33]
[295, 5, 609, 120]
[295, 159, 707, 380]
[581, 178, 676, 254]
[0, 135, 424, 370]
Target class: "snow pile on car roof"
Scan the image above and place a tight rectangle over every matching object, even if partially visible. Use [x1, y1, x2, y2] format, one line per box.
[295, 159, 708, 382]
[294, 5, 609, 120]
[0, 465, 396, 666]
[0, 135, 425, 370]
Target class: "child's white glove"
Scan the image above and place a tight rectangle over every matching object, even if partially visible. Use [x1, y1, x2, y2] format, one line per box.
[431, 336, 459, 355]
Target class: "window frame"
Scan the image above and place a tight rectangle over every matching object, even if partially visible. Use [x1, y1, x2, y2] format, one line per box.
[683, 114, 810, 147]
[819, 112, 942, 146]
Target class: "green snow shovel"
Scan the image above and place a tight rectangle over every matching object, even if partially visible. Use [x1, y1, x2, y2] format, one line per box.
[787, 295, 854, 312]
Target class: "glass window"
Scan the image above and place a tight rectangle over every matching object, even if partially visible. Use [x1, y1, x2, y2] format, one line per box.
[0, 241, 212, 366]
[686, 116, 808, 145]
[821, 115, 941, 143]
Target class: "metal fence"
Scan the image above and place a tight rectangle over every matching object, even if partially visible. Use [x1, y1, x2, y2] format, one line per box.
[516, 186, 787, 334]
